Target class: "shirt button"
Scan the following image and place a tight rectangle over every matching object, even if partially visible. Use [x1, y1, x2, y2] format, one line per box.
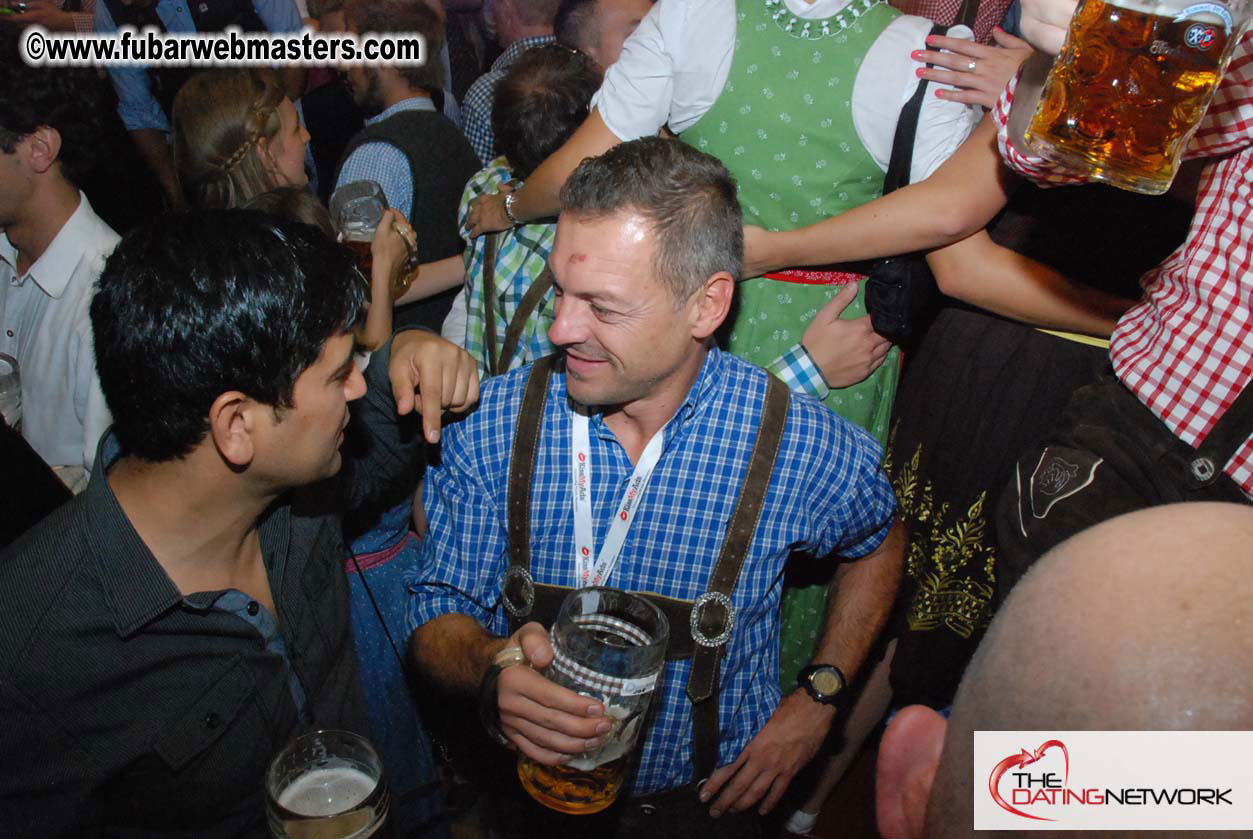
[203, 712, 222, 729]
[4, 330, 12, 338]
[247, 600, 260, 616]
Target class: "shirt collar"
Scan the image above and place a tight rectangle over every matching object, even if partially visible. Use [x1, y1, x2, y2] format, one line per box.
[85, 430, 292, 638]
[492, 34, 556, 71]
[365, 95, 436, 126]
[576, 347, 727, 445]
[0, 192, 93, 298]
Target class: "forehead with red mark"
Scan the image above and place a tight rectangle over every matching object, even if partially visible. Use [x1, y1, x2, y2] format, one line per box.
[567, 253, 589, 264]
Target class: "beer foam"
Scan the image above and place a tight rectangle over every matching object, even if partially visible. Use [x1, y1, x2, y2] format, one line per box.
[1100, 0, 1233, 21]
[278, 766, 376, 817]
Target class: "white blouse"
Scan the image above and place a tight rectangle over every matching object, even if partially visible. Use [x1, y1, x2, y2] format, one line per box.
[591, 0, 982, 183]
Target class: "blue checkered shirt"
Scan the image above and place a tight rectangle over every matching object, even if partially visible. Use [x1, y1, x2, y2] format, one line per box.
[335, 97, 437, 221]
[461, 35, 556, 165]
[407, 348, 896, 796]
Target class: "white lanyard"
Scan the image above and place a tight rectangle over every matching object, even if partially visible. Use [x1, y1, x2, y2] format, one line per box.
[570, 409, 665, 588]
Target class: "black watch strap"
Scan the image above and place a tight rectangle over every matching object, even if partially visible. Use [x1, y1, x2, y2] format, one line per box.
[798, 663, 848, 705]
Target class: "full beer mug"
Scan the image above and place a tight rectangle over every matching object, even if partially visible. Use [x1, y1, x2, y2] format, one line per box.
[517, 587, 670, 815]
[1025, 0, 1252, 193]
[265, 729, 389, 839]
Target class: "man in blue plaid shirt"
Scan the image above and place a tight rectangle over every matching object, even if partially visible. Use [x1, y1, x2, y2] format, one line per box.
[407, 137, 902, 836]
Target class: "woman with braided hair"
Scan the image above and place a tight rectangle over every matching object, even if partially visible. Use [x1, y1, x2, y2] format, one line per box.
[172, 68, 310, 209]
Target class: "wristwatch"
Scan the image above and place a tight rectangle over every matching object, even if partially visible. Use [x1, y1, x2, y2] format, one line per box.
[797, 664, 847, 706]
[503, 190, 521, 226]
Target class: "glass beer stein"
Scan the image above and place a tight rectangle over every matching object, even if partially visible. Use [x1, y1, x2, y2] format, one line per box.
[328, 180, 418, 300]
[517, 588, 670, 815]
[266, 729, 389, 839]
[1025, 0, 1252, 193]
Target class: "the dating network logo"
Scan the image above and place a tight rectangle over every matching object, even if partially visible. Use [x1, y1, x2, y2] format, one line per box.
[988, 739, 1070, 820]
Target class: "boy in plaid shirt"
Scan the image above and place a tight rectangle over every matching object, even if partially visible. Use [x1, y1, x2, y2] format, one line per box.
[452, 46, 603, 377]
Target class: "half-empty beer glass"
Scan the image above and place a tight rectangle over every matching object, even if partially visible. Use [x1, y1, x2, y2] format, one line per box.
[329, 180, 416, 300]
[517, 587, 670, 815]
[1026, 0, 1251, 193]
[266, 729, 389, 839]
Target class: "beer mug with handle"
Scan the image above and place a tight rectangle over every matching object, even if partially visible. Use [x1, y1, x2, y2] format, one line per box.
[1026, 0, 1252, 193]
[517, 587, 670, 815]
[328, 180, 417, 300]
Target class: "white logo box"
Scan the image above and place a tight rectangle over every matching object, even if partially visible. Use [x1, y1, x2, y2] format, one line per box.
[974, 731, 1253, 830]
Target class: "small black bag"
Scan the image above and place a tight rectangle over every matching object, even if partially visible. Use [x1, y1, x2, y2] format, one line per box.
[864, 23, 947, 344]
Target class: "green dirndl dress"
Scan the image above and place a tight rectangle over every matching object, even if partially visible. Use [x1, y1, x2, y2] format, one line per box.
[680, 0, 902, 690]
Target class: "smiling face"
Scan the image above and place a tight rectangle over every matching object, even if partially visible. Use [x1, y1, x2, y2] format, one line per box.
[259, 97, 311, 189]
[546, 209, 706, 412]
[257, 331, 365, 486]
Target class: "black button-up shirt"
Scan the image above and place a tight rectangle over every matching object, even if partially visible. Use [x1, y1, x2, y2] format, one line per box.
[0, 440, 371, 838]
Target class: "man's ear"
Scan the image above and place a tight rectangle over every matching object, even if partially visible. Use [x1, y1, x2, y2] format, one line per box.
[24, 127, 63, 176]
[689, 271, 734, 340]
[876, 704, 947, 839]
[208, 391, 257, 469]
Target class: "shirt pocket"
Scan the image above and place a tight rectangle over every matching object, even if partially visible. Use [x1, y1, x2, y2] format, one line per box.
[153, 654, 258, 771]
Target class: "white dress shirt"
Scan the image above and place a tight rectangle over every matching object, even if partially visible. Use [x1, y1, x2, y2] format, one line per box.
[591, 0, 981, 183]
[0, 194, 118, 475]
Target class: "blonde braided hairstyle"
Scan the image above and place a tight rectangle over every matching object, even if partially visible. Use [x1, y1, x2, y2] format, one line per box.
[172, 68, 288, 209]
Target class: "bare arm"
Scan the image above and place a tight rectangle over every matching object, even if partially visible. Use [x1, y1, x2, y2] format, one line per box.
[701, 520, 906, 817]
[411, 612, 510, 693]
[928, 231, 1135, 336]
[132, 129, 180, 205]
[742, 117, 1012, 277]
[394, 254, 466, 306]
[465, 108, 622, 236]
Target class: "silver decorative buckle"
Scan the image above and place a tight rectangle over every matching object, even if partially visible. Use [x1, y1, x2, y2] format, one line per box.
[690, 591, 734, 647]
[501, 566, 535, 618]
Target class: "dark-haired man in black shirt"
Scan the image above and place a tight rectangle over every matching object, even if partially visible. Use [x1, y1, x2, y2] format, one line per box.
[0, 209, 477, 838]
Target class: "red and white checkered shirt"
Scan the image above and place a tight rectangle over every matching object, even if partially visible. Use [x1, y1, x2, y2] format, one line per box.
[994, 33, 1253, 496]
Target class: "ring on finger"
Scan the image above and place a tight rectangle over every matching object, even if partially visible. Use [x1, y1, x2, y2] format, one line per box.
[967, 60, 977, 71]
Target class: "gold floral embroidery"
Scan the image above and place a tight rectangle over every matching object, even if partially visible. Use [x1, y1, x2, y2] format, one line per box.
[888, 427, 996, 641]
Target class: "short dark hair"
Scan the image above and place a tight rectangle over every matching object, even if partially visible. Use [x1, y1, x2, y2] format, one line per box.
[559, 137, 742, 300]
[0, 32, 110, 186]
[554, 0, 599, 53]
[345, 0, 445, 93]
[493, 45, 602, 180]
[91, 210, 366, 462]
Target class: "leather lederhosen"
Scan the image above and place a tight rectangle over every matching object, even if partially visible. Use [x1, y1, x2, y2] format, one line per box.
[499, 355, 790, 783]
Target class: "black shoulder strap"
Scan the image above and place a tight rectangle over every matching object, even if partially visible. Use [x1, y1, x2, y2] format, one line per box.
[883, 23, 947, 195]
[481, 233, 501, 375]
[688, 374, 790, 782]
[955, 0, 981, 31]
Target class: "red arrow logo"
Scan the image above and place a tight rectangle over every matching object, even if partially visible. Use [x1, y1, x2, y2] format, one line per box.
[988, 740, 1069, 821]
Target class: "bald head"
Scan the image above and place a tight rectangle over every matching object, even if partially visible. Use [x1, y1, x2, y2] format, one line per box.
[879, 503, 1253, 839]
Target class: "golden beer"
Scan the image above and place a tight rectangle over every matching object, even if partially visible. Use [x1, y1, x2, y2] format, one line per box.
[341, 232, 416, 301]
[517, 753, 629, 815]
[1026, 0, 1236, 193]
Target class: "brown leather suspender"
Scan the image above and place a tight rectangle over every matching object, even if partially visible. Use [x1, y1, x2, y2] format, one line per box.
[480, 234, 556, 377]
[501, 354, 790, 783]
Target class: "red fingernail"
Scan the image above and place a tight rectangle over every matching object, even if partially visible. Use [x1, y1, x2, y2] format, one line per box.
[910, 49, 923, 58]
[916, 67, 926, 77]
[925, 34, 937, 43]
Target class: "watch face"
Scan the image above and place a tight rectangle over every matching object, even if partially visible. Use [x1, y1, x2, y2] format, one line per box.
[811, 669, 842, 696]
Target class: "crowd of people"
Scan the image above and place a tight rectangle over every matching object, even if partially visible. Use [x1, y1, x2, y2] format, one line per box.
[0, 0, 1249, 834]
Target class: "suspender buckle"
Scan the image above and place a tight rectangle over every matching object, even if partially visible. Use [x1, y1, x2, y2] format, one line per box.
[690, 591, 735, 647]
[501, 566, 536, 619]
